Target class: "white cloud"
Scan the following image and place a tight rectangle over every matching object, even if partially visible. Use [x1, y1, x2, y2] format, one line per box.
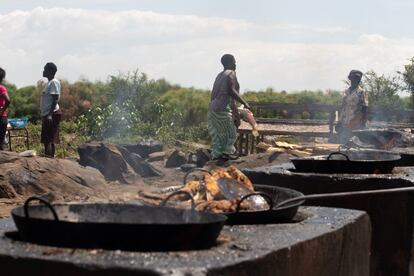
[0, 7, 413, 92]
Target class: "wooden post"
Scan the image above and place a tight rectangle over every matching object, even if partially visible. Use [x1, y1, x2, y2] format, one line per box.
[7, 129, 11, 151]
[250, 133, 255, 154]
[244, 133, 249, 155]
[329, 110, 335, 135]
[309, 111, 315, 119]
[238, 132, 244, 156]
[24, 127, 29, 150]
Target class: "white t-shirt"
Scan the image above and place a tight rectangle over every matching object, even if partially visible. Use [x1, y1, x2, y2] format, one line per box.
[40, 79, 61, 116]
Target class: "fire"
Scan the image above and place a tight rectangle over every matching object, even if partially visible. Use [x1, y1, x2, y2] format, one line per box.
[372, 168, 382, 174]
[381, 135, 399, 150]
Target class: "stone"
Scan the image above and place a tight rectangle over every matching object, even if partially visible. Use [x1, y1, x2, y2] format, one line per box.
[180, 163, 197, 172]
[78, 142, 142, 184]
[120, 140, 163, 158]
[116, 145, 162, 177]
[195, 148, 211, 167]
[165, 150, 187, 168]
[0, 151, 108, 199]
[187, 152, 197, 164]
[18, 150, 37, 157]
[147, 151, 165, 162]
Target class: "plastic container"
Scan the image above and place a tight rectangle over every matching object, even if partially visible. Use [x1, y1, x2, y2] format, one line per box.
[8, 118, 29, 128]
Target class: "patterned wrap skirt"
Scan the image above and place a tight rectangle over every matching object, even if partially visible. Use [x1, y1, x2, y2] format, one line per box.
[208, 111, 237, 159]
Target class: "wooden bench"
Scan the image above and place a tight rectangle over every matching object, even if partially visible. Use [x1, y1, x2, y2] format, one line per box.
[237, 102, 414, 155]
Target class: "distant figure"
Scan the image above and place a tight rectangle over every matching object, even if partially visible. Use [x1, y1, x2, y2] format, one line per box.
[40, 62, 62, 157]
[208, 54, 251, 165]
[0, 67, 10, 150]
[337, 70, 368, 143]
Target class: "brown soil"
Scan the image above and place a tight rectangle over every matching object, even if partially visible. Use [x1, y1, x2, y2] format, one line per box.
[0, 152, 291, 219]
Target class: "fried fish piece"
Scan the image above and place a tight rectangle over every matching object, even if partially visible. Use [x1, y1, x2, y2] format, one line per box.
[226, 166, 254, 191]
[178, 166, 256, 211]
[196, 200, 236, 213]
[196, 199, 252, 213]
[204, 173, 222, 199]
[181, 180, 201, 196]
[209, 166, 254, 191]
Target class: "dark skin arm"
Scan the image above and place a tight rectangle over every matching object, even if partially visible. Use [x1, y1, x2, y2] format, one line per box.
[228, 75, 251, 110]
[45, 95, 59, 122]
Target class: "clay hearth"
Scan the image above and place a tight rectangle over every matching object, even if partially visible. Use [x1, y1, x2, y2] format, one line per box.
[243, 163, 414, 276]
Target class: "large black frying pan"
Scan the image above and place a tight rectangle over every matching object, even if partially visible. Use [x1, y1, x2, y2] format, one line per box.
[11, 196, 227, 251]
[162, 185, 305, 225]
[340, 148, 414, 167]
[290, 151, 401, 174]
[225, 184, 304, 225]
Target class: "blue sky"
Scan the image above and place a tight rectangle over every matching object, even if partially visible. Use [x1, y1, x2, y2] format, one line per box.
[3, 0, 413, 38]
[1, 0, 413, 91]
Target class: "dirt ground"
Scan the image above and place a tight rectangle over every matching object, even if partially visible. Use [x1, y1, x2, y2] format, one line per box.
[0, 152, 290, 219]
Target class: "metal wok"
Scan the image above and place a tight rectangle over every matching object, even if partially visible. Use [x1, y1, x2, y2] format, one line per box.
[224, 184, 304, 225]
[11, 197, 227, 251]
[290, 151, 401, 174]
[162, 185, 305, 225]
[339, 148, 414, 167]
[177, 168, 305, 225]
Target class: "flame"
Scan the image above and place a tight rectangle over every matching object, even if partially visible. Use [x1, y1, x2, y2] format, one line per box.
[373, 168, 382, 174]
[381, 135, 399, 150]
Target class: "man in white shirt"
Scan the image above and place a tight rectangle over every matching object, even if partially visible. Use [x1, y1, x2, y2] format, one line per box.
[40, 62, 62, 157]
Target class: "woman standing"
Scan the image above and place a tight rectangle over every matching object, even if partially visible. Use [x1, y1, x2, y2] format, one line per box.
[337, 70, 368, 144]
[208, 54, 250, 165]
[0, 67, 10, 150]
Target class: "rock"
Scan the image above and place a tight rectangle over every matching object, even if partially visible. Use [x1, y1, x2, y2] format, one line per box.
[175, 140, 210, 150]
[0, 151, 19, 164]
[116, 146, 162, 177]
[180, 163, 197, 172]
[120, 141, 163, 159]
[165, 150, 187, 168]
[0, 151, 108, 199]
[187, 153, 197, 164]
[18, 150, 37, 157]
[78, 142, 142, 184]
[195, 149, 211, 167]
[38, 192, 65, 202]
[147, 152, 165, 162]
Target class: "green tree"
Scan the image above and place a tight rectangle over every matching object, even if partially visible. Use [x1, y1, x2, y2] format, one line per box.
[160, 87, 210, 126]
[8, 85, 41, 122]
[363, 71, 402, 108]
[400, 57, 414, 108]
